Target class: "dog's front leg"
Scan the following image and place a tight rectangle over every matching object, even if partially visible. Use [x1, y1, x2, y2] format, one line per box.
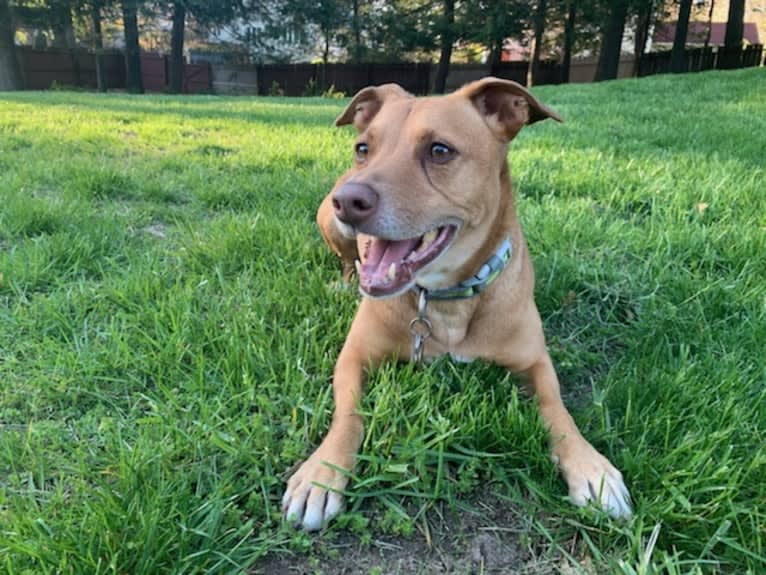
[497, 303, 632, 518]
[282, 301, 398, 530]
[523, 354, 632, 518]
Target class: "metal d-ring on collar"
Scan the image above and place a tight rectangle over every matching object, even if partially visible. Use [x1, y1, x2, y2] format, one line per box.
[408, 236, 513, 365]
[408, 288, 432, 364]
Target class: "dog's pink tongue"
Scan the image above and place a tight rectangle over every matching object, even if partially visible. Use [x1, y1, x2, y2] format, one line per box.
[370, 238, 418, 267]
[363, 237, 419, 286]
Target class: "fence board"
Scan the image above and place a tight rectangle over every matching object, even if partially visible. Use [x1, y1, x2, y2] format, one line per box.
[321, 63, 372, 95]
[212, 65, 259, 95]
[184, 63, 211, 94]
[489, 61, 529, 85]
[259, 64, 315, 96]
[19, 47, 125, 90]
[141, 54, 167, 92]
[368, 63, 432, 94]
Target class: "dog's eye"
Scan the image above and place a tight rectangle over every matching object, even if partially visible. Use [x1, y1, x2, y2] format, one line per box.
[429, 142, 455, 164]
[355, 142, 369, 161]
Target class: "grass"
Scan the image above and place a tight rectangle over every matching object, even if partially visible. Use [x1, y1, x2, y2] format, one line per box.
[0, 67, 764, 574]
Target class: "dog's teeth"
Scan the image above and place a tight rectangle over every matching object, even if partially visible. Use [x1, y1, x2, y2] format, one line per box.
[420, 229, 438, 250]
[355, 259, 361, 274]
[387, 263, 397, 281]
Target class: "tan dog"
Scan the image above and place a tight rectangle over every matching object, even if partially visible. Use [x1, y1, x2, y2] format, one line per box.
[282, 78, 631, 530]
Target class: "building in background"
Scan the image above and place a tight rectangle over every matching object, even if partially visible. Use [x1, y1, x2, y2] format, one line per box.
[655, 0, 764, 49]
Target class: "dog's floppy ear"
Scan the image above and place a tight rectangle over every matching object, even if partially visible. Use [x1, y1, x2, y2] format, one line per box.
[335, 83, 413, 132]
[460, 76, 562, 141]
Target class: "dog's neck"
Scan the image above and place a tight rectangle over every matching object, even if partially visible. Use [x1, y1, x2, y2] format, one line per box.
[447, 160, 518, 289]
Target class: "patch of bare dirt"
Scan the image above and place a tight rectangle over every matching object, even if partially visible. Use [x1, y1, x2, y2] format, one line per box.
[142, 222, 168, 239]
[253, 496, 567, 575]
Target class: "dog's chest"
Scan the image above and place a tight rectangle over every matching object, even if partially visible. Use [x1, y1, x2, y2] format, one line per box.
[449, 352, 475, 363]
[426, 308, 478, 362]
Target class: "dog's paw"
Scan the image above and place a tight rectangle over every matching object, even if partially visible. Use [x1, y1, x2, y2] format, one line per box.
[557, 441, 632, 519]
[282, 450, 348, 531]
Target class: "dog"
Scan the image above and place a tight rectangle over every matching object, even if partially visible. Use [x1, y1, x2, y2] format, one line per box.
[282, 78, 632, 531]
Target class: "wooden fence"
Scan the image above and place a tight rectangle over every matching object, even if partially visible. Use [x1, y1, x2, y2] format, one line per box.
[16, 48, 211, 93]
[212, 45, 761, 96]
[19, 47, 125, 90]
[638, 44, 763, 76]
[213, 60, 563, 96]
[15, 44, 764, 96]
[139, 53, 211, 93]
[252, 62, 434, 96]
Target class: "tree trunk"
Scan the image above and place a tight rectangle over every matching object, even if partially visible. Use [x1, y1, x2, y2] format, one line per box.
[63, 6, 76, 49]
[704, 0, 715, 48]
[91, 2, 103, 49]
[561, 1, 575, 83]
[529, 0, 547, 85]
[0, 0, 23, 90]
[169, 1, 186, 93]
[323, 29, 330, 64]
[724, 0, 745, 48]
[487, 8, 504, 70]
[595, 0, 628, 81]
[351, 0, 362, 63]
[489, 40, 502, 68]
[433, 0, 454, 94]
[92, 1, 105, 91]
[633, 0, 653, 76]
[122, 0, 143, 93]
[671, 0, 692, 73]
[60, 6, 81, 87]
[488, 28, 504, 69]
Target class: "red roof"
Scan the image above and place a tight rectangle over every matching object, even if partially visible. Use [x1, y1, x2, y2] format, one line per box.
[654, 21, 760, 45]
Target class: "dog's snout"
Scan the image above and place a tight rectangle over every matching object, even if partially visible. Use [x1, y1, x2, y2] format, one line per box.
[332, 183, 379, 225]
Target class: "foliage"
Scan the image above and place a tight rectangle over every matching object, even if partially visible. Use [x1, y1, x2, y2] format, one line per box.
[321, 83, 345, 98]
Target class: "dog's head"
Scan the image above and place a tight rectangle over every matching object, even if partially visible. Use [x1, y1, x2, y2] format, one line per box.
[331, 78, 561, 298]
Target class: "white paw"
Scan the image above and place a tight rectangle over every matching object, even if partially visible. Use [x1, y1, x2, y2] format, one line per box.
[559, 443, 632, 519]
[282, 451, 348, 531]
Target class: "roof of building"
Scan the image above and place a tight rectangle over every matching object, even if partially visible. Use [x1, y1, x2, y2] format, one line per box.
[654, 21, 760, 45]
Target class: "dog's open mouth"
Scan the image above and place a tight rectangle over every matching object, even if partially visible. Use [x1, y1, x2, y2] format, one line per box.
[358, 224, 458, 298]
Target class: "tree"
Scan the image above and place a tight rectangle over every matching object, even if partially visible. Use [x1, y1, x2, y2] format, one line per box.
[724, 0, 744, 48]
[433, 0, 454, 93]
[12, 0, 95, 48]
[550, 0, 603, 83]
[121, 0, 142, 92]
[560, 1, 575, 83]
[163, 1, 241, 93]
[633, 0, 654, 73]
[461, 0, 531, 68]
[703, 0, 715, 48]
[595, 0, 628, 81]
[88, 0, 105, 49]
[0, 0, 23, 90]
[13, 0, 86, 84]
[281, 0, 350, 64]
[671, 0, 692, 73]
[365, 1, 438, 62]
[51, 0, 76, 48]
[168, 1, 185, 92]
[350, 0, 362, 62]
[529, 0, 547, 85]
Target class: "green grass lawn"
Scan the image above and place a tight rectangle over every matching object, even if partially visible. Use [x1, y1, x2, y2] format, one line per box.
[1, 68, 765, 574]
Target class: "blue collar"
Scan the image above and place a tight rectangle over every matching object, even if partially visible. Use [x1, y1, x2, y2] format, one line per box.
[416, 237, 513, 301]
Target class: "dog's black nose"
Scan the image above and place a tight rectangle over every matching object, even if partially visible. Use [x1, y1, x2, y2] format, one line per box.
[332, 183, 379, 225]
